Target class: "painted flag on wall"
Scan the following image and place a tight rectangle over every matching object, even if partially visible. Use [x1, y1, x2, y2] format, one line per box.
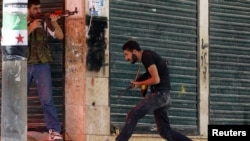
[1, 0, 27, 46]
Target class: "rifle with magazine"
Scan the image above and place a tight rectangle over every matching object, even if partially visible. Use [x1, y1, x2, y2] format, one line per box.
[118, 59, 169, 97]
[29, 7, 78, 31]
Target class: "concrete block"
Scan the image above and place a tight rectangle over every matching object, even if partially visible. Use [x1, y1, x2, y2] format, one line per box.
[86, 77, 109, 106]
[86, 105, 110, 135]
[86, 135, 110, 141]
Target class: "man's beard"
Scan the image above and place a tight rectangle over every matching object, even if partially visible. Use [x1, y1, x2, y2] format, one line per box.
[131, 54, 138, 64]
[29, 14, 36, 20]
[29, 12, 41, 20]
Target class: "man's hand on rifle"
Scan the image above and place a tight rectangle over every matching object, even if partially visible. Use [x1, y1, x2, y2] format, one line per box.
[130, 81, 140, 89]
[28, 19, 42, 34]
[49, 14, 60, 22]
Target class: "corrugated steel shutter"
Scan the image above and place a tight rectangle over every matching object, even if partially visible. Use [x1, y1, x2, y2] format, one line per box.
[0, 0, 65, 131]
[209, 1, 250, 125]
[109, 0, 198, 135]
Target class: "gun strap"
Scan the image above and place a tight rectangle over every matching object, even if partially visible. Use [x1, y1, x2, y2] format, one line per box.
[117, 63, 141, 98]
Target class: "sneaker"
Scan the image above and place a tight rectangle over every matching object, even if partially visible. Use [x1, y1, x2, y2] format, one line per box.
[48, 129, 63, 141]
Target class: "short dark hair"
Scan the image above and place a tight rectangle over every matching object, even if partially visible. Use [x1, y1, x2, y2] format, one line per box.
[122, 40, 141, 51]
[28, 0, 40, 8]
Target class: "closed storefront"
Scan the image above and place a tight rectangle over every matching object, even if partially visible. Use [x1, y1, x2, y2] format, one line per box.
[109, 0, 198, 135]
[209, 0, 250, 125]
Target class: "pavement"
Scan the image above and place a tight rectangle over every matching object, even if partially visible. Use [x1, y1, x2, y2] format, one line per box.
[28, 131, 49, 141]
[0, 131, 49, 141]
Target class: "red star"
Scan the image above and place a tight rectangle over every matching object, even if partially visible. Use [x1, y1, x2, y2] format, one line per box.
[16, 34, 24, 43]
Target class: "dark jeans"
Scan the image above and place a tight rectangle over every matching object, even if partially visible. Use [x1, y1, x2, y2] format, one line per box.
[116, 91, 192, 141]
[27, 64, 61, 133]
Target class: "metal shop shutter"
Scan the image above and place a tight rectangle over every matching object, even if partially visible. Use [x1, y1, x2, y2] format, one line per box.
[0, 0, 65, 132]
[109, 0, 198, 135]
[209, 0, 250, 125]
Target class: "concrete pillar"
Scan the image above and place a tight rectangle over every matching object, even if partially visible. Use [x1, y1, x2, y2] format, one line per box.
[198, 0, 209, 137]
[64, 0, 86, 140]
[1, 1, 28, 141]
[85, 0, 110, 140]
[64, 0, 110, 140]
[1, 61, 27, 141]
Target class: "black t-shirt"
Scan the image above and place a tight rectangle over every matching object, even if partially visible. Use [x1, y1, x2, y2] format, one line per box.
[139, 50, 171, 92]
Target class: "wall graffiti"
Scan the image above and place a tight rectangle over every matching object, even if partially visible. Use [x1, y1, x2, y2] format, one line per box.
[8, 61, 22, 82]
[86, 15, 107, 72]
[201, 39, 209, 81]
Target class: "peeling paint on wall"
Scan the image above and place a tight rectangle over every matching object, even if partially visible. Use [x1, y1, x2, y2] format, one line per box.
[201, 39, 209, 81]
[65, 19, 86, 82]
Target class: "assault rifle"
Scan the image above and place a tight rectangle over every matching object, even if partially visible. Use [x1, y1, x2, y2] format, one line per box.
[34, 7, 78, 20]
[30, 7, 78, 31]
